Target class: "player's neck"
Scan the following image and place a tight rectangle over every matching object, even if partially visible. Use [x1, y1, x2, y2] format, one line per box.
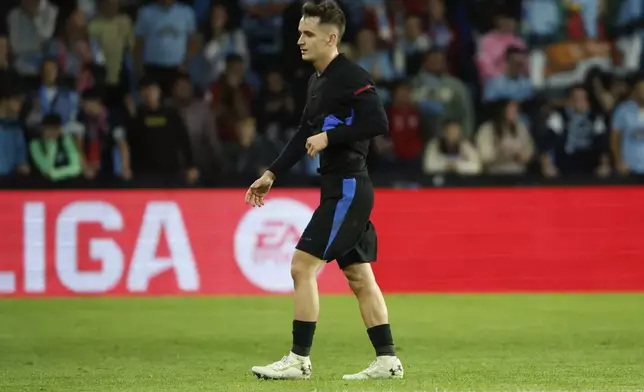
[314, 49, 340, 75]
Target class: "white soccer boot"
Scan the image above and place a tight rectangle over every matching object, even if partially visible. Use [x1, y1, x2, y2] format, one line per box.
[251, 352, 312, 380]
[342, 355, 404, 380]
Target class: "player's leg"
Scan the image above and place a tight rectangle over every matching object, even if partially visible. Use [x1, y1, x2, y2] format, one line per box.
[291, 250, 325, 356]
[340, 261, 403, 380]
[251, 202, 335, 380]
[250, 250, 325, 380]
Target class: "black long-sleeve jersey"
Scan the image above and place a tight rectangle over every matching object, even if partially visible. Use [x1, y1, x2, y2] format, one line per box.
[267, 54, 388, 177]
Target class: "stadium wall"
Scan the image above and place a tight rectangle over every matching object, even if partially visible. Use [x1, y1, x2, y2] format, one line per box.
[1, 187, 643, 297]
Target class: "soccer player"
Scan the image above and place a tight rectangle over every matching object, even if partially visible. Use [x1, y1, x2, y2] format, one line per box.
[244, 0, 404, 381]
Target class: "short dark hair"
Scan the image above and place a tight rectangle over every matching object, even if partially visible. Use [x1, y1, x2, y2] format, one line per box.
[506, 46, 525, 58]
[42, 113, 62, 127]
[302, 1, 346, 41]
[81, 87, 102, 101]
[442, 119, 461, 129]
[138, 76, 159, 89]
[569, 83, 587, 95]
[225, 53, 244, 65]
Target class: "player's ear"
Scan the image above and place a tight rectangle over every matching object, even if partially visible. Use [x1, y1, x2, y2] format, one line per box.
[328, 33, 337, 47]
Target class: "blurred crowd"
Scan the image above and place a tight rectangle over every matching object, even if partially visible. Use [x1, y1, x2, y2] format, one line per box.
[1, 0, 644, 186]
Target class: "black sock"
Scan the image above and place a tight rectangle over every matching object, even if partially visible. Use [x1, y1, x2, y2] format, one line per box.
[367, 324, 396, 356]
[291, 320, 316, 357]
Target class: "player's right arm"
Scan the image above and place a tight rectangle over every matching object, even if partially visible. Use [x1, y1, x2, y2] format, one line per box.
[246, 77, 313, 207]
[265, 75, 315, 179]
[265, 109, 311, 178]
[246, 117, 309, 207]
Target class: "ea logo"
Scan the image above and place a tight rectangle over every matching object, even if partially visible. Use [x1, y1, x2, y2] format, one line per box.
[234, 198, 314, 293]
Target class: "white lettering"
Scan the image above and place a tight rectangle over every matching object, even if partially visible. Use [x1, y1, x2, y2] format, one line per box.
[0, 271, 15, 293]
[56, 202, 124, 293]
[24, 202, 46, 293]
[127, 202, 199, 292]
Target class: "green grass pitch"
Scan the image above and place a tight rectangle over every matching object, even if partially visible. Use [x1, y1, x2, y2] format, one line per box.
[1, 294, 643, 391]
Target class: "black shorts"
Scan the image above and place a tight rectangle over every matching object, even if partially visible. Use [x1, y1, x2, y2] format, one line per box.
[295, 174, 377, 269]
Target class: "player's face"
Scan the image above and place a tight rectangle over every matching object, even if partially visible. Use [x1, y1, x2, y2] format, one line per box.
[444, 123, 462, 144]
[570, 88, 589, 112]
[356, 29, 377, 54]
[173, 79, 192, 100]
[424, 52, 445, 74]
[42, 60, 58, 84]
[505, 100, 519, 122]
[298, 17, 337, 62]
[633, 81, 644, 103]
[100, 0, 119, 16]
[6, 96, 23, 114]
[142, 85, 161, 106]
[43, 125, 61, 140]
[496, 15, 516, 34]
[404, 16, 422, 39]
[428, 0, 445, 19]
[236, 121, 256, 146]
[211, 4, 227, 29]
[507, 53, 524, 74]
[82, 99, 102, 116]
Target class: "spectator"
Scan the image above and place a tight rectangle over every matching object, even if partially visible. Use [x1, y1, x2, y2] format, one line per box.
[541, 85, 611, 178]
[224, 116, 278, 176]
[239, 0, 292, 73]
[586, 69, 630, 116]
[171, 74, 225, 179]
[0, 88, 30, 177]
[483, 46, 533, 103]
[75, 88, 131, 180]
[8, 0, 59, 78]
[363, 0, 392, 43]
[521, 0, 561, 46]
[411, 48, 474, 138]
[475, 10, 526, 82]
[0, 37, 19, 89]
[88, 0, 135, 107]
[611, 76, 644, 176]
[134, 0, 198, 95]
[426, 0, 453, 50]
[476, 99, 535, 174]
[200, 2, 249, 89]
[47, 9, 106, 93]
[354, 28, 396, 86]
[423, 120, 481, 175]
[393, 13, 431, 76]
[257, 69, 297, 141]
[210, 54, 253, 141]
[29, 114, 82, 181]
[381, 81, 423, 169]
[127, 77, 198, 184]
[24, 58, 79, 134]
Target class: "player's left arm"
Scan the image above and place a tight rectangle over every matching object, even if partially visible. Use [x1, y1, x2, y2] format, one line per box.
[324, 75, 389, 146]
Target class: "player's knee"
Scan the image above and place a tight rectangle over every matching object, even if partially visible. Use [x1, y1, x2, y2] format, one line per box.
[343, 264, 374, 295]
[290, 250, 323, 282]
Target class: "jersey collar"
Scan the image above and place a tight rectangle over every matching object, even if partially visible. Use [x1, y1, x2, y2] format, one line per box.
[317, 53, 345, 78]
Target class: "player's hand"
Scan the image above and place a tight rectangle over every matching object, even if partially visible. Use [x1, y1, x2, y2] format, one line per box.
[617, 161, 630, 176]
[121, 166, 133, 181]
[186, 167, 199, 184]
[245, 171, 275, 207]
[596, 163, 612, 178]
[305, 132, 328, 159]
[16, 164, 30, 176]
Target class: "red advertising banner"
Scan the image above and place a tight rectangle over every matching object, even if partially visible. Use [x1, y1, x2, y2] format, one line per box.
[0, 187, 643, 297]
